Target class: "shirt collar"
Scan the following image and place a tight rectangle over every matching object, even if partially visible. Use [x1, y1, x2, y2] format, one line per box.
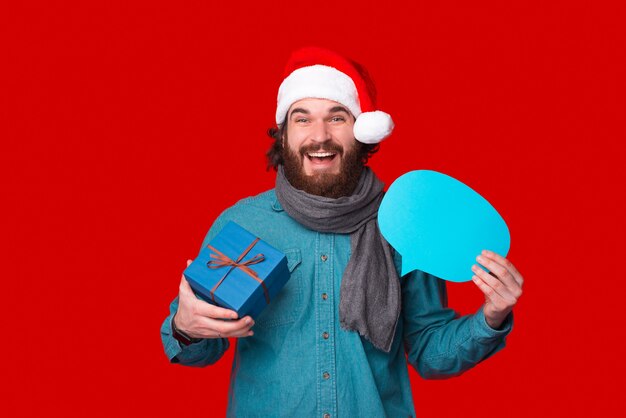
[271, 192, 284, 212]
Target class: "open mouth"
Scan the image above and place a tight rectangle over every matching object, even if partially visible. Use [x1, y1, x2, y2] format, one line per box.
[305, 151, 338, 164]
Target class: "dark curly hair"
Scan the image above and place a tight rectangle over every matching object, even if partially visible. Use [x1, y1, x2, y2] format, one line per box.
[265, 119, 380, 170]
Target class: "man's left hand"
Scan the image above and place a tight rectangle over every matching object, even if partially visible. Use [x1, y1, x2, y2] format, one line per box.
[471, 250, 524, 330]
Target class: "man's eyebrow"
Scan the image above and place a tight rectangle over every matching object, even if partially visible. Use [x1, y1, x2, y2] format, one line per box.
[289, 107, 310, 117]
[328, 106, 350, 114]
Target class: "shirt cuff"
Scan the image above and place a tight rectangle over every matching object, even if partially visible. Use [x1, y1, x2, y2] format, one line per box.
[162, 315, 210, 362]
[470, 306, 514, 342]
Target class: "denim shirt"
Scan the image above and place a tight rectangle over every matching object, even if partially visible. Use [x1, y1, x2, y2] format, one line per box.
[161, 189, 513, 418]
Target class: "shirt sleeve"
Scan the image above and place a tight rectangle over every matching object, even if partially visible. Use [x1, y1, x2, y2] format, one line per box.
[401, 269, 513, 379]
[159, 212, 233, 367]
[160, 296, 231, 367]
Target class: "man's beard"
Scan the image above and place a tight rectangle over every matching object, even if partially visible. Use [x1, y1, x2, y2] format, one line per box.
[282, 141, 365, 199]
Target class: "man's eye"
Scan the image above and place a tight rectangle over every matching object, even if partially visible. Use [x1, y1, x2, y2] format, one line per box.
[331, 116, 345, 122]
[295, 118, 308, 123]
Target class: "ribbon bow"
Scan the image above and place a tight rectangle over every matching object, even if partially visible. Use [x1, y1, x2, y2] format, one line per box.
[206, 237, 270, 305]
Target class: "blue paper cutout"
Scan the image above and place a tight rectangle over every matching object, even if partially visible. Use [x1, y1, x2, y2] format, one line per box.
[378, 170, 510, 282]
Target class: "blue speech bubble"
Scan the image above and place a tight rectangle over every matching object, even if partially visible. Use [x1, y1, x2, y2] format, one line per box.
[378, 170, 510, 282]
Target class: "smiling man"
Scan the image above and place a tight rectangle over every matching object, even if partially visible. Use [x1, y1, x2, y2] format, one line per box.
[161, 47, 523, 418]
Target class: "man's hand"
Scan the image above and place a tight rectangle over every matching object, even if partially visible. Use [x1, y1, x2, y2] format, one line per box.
[173, 260, 255, 339]
[471, 250, 524, 330]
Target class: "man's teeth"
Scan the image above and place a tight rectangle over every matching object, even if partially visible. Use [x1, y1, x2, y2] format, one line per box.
[308, 152, 336, 157]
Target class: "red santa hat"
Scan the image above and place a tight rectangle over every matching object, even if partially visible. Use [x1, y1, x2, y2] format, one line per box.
[276, 47, 394, 144]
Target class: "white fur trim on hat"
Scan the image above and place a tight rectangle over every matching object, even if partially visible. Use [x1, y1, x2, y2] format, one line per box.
[276, 65, 362, 124]
[353, 111, 394, 144]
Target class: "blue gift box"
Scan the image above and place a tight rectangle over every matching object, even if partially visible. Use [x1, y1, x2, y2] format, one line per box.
[183, 221, 290, 320]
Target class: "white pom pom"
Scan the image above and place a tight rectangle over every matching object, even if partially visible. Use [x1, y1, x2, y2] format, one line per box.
[353, 111, 394, 144]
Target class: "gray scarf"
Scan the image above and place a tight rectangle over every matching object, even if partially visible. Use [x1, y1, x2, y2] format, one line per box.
[275, 165, 400, 353]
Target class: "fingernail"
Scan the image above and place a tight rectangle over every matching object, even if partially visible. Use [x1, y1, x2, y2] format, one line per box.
[476, 255, 485, 263]
[245, 318, 251, 324]
[482, 250, 490, 255]
[232, 314, 238, 319]
[471, 265, 478, 272]
[472, 275, 479, 282]
[248, 331, 254, 336]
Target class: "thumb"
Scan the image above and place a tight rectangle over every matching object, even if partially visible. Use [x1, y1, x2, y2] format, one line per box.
[179, 259, 194, 295]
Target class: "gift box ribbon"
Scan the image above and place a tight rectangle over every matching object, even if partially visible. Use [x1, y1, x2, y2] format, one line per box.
[206, 237, 270, 305]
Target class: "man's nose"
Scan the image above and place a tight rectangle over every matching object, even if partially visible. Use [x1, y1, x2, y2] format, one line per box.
[310, 121, 331, 143]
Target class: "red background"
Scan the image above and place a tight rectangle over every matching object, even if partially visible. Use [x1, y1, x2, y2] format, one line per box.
[2, 1, 624, 416]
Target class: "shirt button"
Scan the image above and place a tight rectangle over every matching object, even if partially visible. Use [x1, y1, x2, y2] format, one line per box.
[321, 293, 328, 300]
[321, 254, 328, 262]
[322, 332, 329, 339]
[323, 414, 331, 418]
[323, 372, 330, 379]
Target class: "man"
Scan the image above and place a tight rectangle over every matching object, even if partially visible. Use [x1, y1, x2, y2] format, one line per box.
[161, 47, 523, 418]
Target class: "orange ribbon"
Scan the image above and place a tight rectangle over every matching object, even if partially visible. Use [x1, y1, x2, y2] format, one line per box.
[206, 238, 270, 305]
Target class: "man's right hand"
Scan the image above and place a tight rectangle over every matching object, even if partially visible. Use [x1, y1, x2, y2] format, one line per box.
[173, 260, 255, 339]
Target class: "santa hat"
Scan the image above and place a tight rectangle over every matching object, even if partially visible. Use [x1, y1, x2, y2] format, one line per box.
[276, 47, 394, 144]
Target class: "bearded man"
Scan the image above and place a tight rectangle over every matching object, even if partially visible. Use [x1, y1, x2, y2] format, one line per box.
[161, 47, 523, 418]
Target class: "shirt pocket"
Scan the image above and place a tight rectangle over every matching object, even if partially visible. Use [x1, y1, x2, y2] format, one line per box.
[254, 248, 303, 329]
